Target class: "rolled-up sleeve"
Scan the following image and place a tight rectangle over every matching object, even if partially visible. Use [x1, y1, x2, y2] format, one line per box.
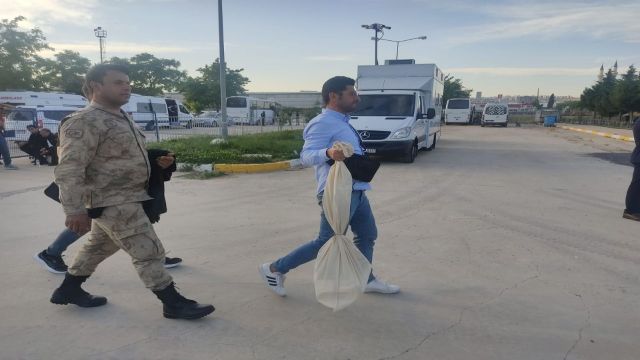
[300, 122, 330, 167]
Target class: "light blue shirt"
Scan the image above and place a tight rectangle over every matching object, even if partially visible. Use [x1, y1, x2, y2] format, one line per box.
[300, 108, 372, 194]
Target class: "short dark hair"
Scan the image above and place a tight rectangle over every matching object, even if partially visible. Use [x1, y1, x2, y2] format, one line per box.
[321, 76, 355, 105]
[82, 63, 129, 98]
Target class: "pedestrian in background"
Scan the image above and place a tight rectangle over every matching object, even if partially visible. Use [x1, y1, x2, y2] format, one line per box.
[0, 112, 17, 170]
[624, 116, 640, 221]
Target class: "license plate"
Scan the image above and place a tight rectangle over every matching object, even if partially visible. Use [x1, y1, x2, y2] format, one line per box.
[365, 148, 376, 154]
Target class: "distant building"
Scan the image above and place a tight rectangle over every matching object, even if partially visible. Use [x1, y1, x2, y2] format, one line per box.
[476, 91, 482, 99]
[246, 91, 323, 109]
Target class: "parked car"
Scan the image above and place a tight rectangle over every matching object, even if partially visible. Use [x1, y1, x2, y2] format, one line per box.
[194, 111, 233, 127]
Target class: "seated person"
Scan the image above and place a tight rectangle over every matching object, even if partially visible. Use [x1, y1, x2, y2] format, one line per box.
[17, 125, 48, 164]
[39, 128, 58, 166]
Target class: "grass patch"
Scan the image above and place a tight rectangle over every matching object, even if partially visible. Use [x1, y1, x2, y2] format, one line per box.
[148, 130, 304, 164]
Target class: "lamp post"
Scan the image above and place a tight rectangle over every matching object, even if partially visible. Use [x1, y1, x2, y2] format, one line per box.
[93, 27, 107, 63]
[217, 0, 228, 139]
[361, 23, 391, 65]
[377, 36, 427, 60]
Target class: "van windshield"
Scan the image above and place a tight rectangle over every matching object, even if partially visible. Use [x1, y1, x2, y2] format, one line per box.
[7, 109, 36, 121]
[43, 110, 76, 121]
[351, 95, 414, 117]
[447, 99, 470, 109]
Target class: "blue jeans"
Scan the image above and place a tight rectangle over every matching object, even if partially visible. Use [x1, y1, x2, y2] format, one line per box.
[0, 134, 12, 166]
[272, 190, 377, 282]
[47, 228, 80, 256]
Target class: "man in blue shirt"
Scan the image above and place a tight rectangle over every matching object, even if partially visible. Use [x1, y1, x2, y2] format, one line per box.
[259, 76, 399, 296]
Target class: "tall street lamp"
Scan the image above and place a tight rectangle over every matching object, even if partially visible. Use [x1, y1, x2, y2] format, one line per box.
[361, 23, 391, 65]
[93, 27, 107, 63]
[218, 0, 228, 139]
[377, 36, 427, 60]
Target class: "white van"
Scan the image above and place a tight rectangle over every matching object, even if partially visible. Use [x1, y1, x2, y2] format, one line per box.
[122, 94, 194, 130]
[122, 94, 170, 130]
[445, 98, 473, 124]
[3, 106, 81, 140]
[481, 103, 509, 127]
[165, 98, 194, 128]
[0, 91, 87, 107]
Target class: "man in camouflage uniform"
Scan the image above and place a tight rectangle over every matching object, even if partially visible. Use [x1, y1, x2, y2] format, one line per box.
[50, 64, 214, 320]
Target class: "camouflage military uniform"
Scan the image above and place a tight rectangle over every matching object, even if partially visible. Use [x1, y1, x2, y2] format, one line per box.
[55, 103, 172, 291]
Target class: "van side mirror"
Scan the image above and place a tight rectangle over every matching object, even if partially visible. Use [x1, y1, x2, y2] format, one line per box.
[426, 108, 436, 119]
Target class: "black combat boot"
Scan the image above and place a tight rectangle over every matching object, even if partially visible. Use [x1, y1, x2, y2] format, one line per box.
[50, 273, 107, 307]
[153, 282, 215, 320]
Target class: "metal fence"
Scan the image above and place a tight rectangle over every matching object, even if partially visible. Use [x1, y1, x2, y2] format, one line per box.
[4, 116, 308, 160]
[140, 116, 307, 144]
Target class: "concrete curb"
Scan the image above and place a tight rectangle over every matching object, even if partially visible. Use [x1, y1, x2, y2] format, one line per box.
[558, 125, 635, 142]
[214, 159, 302, 174]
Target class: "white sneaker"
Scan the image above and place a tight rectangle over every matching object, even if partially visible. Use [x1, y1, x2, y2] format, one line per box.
[365, 278, 400, 294]
[259, 263, 286, 296]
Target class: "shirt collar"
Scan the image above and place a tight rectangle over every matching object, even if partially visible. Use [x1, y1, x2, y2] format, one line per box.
[322, 108, 350, 123]
[89, 101, 126, 117]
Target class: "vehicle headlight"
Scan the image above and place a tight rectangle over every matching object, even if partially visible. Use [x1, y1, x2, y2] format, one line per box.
[390, 127, 412, 139]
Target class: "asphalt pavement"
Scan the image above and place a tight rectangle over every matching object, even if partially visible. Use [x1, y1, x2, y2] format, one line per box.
[0, 125, 638, 360]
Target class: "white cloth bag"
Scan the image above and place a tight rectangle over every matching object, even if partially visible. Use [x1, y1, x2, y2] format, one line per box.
[314, 142, 372, 311]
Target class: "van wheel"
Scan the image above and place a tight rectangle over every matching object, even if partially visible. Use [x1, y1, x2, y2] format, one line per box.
[403, 140, 418, 163]
[145, 121, 156, 131]
[186, 120, 193, 129]
[503, 122, 508, 127]
[426, 134, 437, 151]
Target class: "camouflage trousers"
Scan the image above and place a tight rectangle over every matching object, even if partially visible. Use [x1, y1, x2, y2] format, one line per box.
[67, 202, 173, 291]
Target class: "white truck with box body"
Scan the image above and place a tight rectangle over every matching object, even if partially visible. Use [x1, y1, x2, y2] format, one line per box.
[350, 62, 444, 163]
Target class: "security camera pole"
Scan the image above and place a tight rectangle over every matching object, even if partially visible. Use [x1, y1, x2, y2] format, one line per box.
[361, 23, 391, 65]
[93, 27, 107, 64]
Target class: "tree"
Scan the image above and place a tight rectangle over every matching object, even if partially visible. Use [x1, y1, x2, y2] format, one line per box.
[36, 50, 91, 94]
[127, 53, 186, 95]
[442, 74, 472, 107]
[0, 16, 53, 90]
[180, 59, 249, 112]
[532, 97, 542, 109]
[547, 93, 555, 109]
[612, 65, 640, 121]
[595, 70, 619, 119]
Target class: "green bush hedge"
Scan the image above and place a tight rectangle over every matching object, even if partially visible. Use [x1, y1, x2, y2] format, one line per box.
[148, 130, 304, 164]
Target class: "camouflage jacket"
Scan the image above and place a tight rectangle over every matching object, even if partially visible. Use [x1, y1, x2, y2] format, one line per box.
[54, 103, 152, 215]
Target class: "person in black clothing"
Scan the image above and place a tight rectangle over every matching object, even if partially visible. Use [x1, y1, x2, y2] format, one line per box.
[0, 113, 18, 169]
[624, 116, 640, 221]
[39, 128, 58, 165]
[18, 125, 48, 164]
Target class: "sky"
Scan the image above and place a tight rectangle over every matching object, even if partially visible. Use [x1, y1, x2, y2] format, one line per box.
[5, 0, 640, 97]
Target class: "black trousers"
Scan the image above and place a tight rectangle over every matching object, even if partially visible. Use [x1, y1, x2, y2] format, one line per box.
[625, 166, 640, 213]
[19, 143, 47, 163]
